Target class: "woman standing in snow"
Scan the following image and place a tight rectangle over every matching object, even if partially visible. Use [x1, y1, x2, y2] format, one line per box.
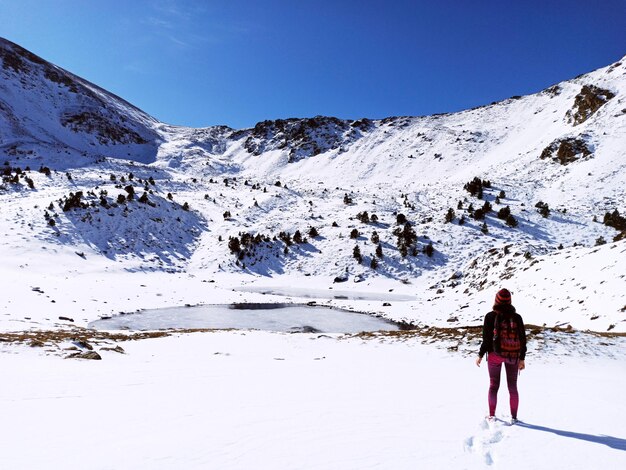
[476, 288, 526, 422]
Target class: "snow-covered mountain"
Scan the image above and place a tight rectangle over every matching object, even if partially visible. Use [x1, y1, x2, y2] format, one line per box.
[1, 37, 624, 332]
[0, 38, 160, 165]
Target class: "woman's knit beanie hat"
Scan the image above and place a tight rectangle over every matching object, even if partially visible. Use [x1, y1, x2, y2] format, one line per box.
[495, 288, 512, 305]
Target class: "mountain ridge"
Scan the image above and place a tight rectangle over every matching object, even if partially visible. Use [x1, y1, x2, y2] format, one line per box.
[1, 38, 624, 333]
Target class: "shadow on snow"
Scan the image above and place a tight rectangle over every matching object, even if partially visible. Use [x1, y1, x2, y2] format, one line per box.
[517, 422, 626, 451]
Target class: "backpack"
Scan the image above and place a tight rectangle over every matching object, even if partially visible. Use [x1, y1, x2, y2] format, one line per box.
[493, 312, 521, 358]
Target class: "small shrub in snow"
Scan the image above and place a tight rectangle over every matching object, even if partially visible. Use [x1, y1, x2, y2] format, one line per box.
[603, 209, 626, 230]
[376, 243, 383, 259]
[357, 211, 370, 223]
[396, 213, 407, 225]
[62, 192, 86, 211]
[293, 230, 303, 244]
[279, 231, 293, 246]
[308, 226, 319, 238]
[497, 206, 511, 220]
[595, 236, 606, 246]
[445, 208, 455, 223]
[228, 237, 241, 253]
[353, 245, 362, 263]
[371, 231, 380, 244]
[481, 222, 488, 234]
[370, 256, 378, 269]
[505, 214, 518, 227]
[343, 193, 353, 204]
[423, 242, 434, 257]
[536, 201, 550, 218]
[350, 228, 360, 239]
[473, 208, 486, 220]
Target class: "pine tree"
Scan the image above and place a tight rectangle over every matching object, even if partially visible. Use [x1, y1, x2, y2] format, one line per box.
[445, 208, 456, 223]
[423, 242, 434, 257]
[293, 230, 303, 244]
[505, 214, 518, 227]
[370, 257, 378, 269]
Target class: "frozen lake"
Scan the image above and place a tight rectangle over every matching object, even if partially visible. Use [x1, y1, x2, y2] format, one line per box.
[89, 303, 400, 334]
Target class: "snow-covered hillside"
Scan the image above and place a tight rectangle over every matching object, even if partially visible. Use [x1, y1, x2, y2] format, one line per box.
[1, 38, 624, 332]
[0, 38, 161, 165]
[1, 37, 625, 470]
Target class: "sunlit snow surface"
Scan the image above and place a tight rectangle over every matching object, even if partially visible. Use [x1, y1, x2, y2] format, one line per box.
[89, 303, 399, 333]
[1, 40, 625, 470]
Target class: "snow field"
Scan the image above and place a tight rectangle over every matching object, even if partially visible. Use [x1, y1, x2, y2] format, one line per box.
[1, 331, 624, 469]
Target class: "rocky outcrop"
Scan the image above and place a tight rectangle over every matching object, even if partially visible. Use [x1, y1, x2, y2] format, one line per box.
[61, 111, 148, 145]
[67, 351, 102, 360]
[540, 137, 591, 165]
[233, 116, 370, 163]
[566, 85, 615, 125]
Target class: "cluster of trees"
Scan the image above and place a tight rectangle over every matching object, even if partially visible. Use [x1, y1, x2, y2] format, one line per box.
[1, 165, 35, 189]
[393, 222, 418, 257]
[603, 209, 625, 231]
[452, 177, 518, 229]
[352, 242, 384, 269]
[228, 226, 319, 264]
[356, 211, 379, 224]
[463, 177, 491, 199]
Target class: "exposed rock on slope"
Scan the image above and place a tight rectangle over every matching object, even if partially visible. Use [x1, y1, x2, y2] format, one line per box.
[540, 137, 592, 165]
[232, 116, 364, 162]
[566, 84, 616, 125]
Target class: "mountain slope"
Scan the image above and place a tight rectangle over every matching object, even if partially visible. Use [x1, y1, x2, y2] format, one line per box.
[0, 38, 161, 167]
[0, 38, 624, 332]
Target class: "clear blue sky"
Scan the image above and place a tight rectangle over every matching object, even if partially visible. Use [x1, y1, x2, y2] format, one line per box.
[1, 0, 624, 129]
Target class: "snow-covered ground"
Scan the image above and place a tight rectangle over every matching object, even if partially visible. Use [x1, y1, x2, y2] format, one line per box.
[2, 330, 625, 469]
[1, 38, 625, 469]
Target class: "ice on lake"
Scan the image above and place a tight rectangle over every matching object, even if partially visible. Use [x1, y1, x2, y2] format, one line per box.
[89, 303, 400, 334]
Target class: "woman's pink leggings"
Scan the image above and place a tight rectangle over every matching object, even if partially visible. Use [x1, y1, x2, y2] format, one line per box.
[487, 353, 519, 418]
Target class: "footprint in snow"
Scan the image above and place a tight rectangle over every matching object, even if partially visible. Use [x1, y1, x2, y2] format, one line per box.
[464, 418, 506, 466]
